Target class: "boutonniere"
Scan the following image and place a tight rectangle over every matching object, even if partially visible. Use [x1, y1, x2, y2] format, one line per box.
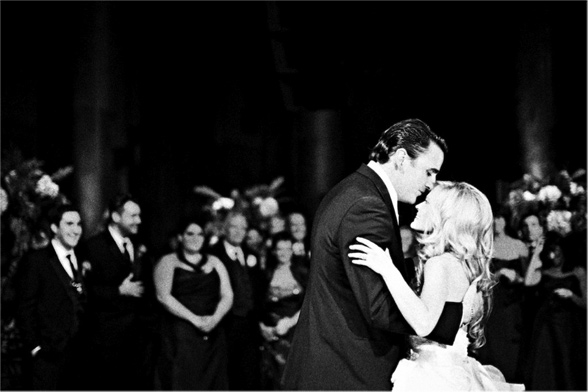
[81, 261, 92, 277]
[246, 254, 257, 268]
[136, 244, 147, 259]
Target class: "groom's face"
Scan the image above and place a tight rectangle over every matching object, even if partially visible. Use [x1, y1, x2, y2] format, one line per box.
[397, 142, 444, 204]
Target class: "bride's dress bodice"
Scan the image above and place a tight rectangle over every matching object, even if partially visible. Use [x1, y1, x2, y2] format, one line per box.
[408, 300, 470, 365]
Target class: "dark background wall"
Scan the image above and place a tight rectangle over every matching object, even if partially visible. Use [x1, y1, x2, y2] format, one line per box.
[2, 1, 586, 254]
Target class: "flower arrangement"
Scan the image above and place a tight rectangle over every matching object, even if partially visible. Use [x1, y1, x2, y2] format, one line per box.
[193, 176, 290, 243]
[1, 159, 73, 262]
[502, 168, 586, 238]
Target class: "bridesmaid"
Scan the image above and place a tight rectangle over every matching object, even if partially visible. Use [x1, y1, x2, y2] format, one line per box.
[153, 217, 233, 390]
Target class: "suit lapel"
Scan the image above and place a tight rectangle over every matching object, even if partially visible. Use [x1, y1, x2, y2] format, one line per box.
[356, 164, 407, 278]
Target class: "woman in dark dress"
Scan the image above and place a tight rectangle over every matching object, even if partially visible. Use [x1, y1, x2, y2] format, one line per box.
[259, 231, 309, 390]
[153, 217, 233, 390]
[523, 232, 587, 390]
[476, 213, 528, 382]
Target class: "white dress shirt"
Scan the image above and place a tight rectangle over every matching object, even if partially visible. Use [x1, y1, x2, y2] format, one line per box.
[51, 238, 77, 279]
[108, 225, 134, 262]
[367, 160, 400, 224]
[223, 240, 245, 267]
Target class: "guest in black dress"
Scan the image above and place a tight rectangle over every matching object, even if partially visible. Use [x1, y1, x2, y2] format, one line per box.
[259, 231, 309, 390]
[153, 217, 233, 390]
[523, 232, 587, 390]
[477, 213, 528, 382]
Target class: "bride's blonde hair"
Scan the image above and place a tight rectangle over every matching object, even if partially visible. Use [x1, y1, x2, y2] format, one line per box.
[413, 181, 495, 349]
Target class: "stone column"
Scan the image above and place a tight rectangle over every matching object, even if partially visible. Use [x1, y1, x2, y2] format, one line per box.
[516, 7, 555, 180]
[297, 109, 345, 215]
[72, 3, 114, 236]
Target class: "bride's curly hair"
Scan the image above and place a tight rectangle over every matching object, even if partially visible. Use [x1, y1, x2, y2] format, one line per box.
[413, 181, 495, 350]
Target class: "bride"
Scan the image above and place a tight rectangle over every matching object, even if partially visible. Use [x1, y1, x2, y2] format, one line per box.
[349, 181, 525, 391]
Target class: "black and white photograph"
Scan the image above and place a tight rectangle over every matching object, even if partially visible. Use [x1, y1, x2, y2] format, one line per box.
[1, 1, 586, 391]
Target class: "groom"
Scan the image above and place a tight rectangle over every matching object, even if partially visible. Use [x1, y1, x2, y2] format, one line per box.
[282, 119, 449, 390]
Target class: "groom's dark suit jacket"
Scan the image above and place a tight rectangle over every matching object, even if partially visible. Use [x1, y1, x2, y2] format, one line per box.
[282, 164, 415, 390]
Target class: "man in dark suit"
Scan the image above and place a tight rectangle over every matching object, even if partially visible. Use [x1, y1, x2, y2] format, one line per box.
[82, 194, 157, 390]
[209, 210, 264, 390]
[15, 204, 87, 390]
[282, 119, 449, 390]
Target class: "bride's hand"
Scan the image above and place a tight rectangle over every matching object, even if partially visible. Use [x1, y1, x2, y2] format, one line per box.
[348, 237, 396, 276]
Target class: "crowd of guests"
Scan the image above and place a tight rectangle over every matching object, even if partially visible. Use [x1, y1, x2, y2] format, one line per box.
[10, 188, 587, 391]
[12, 193, 311, 391]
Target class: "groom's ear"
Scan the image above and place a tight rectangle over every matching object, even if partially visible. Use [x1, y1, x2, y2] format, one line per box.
[392, 148, 408, 170]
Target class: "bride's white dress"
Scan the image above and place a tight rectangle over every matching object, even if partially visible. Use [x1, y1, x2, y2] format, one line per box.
[390, 283, 527, 392]
[392, 328, 524, 391]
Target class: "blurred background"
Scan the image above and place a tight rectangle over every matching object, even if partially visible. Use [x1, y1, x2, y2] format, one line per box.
[2, 1, 586, 254]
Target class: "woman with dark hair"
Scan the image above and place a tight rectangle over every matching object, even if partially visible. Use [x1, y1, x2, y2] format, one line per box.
[153, 217, 233, 390]
[259, 231, 309, 390]
[523, 232, 587, 390]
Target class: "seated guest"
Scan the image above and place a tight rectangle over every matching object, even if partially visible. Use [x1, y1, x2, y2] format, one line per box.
[15, 204, 88, 390]
[154, 216, 233, 390]
[259, 231, 309, 390]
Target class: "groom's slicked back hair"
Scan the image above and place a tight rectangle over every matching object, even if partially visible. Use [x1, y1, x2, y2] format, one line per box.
[369, 118, 448, 164]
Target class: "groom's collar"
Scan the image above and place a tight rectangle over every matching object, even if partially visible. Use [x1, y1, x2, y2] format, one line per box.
[367, 160, 399, 224]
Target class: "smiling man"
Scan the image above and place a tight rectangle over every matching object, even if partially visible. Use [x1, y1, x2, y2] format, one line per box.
[82, 194, 158, 390]
[282, 119, 450, 391]
[16, 204, 87, 390]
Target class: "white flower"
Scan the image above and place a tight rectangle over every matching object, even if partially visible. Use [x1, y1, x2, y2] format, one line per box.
[35, 175, 59, 198]
[0, 187, 8, 215]
[259, 197, 279, 217]
[538, 185, 562, 203]
[212, 197, 235, 211]
[522, 191, 537, 201]
[546, 210, 573, 236]
[570, 182, 586, 196]
[246, 254, 257, 267]
[252, 197, 263, 206]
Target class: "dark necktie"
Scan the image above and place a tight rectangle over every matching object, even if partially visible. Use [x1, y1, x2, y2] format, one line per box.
[66, 254, 79, 281]
[122, 241, 132, 263]
[66, 253, 84, 295]
[234, 247, 245, 267]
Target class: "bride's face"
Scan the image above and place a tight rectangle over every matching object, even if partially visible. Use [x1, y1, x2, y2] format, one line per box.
[410, 195, 434, 232]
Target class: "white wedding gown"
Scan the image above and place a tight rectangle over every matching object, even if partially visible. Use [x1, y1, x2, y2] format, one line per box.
[391, 318, 525, 391]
